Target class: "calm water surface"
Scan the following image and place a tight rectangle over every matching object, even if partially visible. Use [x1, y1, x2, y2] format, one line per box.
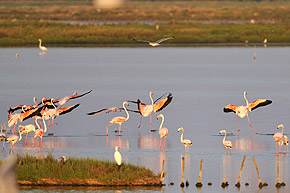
[0, 47, 290, 193]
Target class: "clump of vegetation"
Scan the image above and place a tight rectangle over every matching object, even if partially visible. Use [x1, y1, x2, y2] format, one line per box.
[11, 154, 161, 186]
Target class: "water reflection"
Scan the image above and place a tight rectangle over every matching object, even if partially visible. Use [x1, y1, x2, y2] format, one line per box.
[138, 132, 159, 150]
[109, 136, 129, 150]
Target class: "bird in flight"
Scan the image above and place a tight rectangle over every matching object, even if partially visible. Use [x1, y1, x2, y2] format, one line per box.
[132, 36, 175, 47]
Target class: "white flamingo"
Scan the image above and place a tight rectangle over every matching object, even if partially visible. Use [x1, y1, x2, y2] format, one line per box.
[219, 130, 232, 154]
[178, 127, 192, 152]
[132, 36, 175, 47]
[114, 146, 122, 166]
[34, 115, 48, 150]
[18, 124, 36, 145]
[157, 114, 168, 151]
[224, 91, 272, 134]
[274, 124, 284, 154]
[6, 126, 22, 154]
[38, 39, 47, 52]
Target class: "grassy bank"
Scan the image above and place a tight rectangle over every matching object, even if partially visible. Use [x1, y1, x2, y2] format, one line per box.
[0, 0, 290, 46]
[9, 155, 162, 186]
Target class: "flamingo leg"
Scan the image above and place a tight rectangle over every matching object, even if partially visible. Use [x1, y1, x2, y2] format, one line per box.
[12, 124, 17, 134]
[159, 138, 162, 150]
[118, 124, 121, 136]
[149, 114, 155, 130]
[247, 115, 257, 134]
[276, 142, 278, 154]
[138, 115, 143, 128]
[106, 123, 114, 136]
[25, 133, 28, 145]
[51, 118, 54, 134]
[2, 140, 4, 150]
[41, 137, 43, 150]
[164, 137, 166, 151]
[237, 117, 240, 132]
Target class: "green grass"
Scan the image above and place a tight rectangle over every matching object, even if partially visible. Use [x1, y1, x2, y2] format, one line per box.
[8, 154, 160, 185]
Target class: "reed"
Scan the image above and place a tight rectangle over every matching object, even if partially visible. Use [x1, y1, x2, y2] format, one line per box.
[3, 154, 161, 186]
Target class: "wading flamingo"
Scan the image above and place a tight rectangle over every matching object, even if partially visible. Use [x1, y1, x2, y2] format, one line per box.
[106, 101, 129, 136]
[219, 130, 232, 154]
[177, 127, 192, 152]
[0, 123, 6, 150]
[34, 115, 47, 150]
[114, 146, 122, 166]
[282, 135, 289, 152]
[129, 92, 173, 131]
[38, 39, 47, 52]
[274, 124, 284, 154]
[18, 124, 36, 145]
[6, 126, 22, 154]
[157, 114, 168, 151]
[223, 91, 272, 134]
[132, 36, 175, 47]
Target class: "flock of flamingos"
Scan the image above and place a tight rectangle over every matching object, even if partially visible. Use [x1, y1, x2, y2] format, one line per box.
[0, 39, 288, 167]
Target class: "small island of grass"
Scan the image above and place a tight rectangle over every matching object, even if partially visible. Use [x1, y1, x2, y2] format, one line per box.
[11, 155, 163, 186]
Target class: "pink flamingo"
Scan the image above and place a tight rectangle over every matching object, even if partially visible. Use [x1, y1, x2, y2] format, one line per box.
[157, 114, 168, 151]
[34, 115, 47, 150]
[106, 101, 129, 136]
[274, 124, 284, 154]
[18, 124, 36, 145]
[224, 91, 272, 134]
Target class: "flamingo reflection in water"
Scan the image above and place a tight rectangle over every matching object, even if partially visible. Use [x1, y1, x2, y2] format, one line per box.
[223, 91, 272, 134]
[157, 114, 168, 151]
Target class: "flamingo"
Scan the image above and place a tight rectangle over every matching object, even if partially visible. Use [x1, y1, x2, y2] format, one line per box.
[129, 92, 173, 130]
[0, 123, 6, 150]
[34, 115, 47, 150]
[52, 90, 92, 108]
[87, 106, 138, 115]
[132, 36, 175, 47]
[114, 146, 122, 166]
[177, 127, 192, 152]
[157, 114, 168, 151]
[219, 130, 232, 154]
[18, 124, 36, 145]
[274, 124, 284, 154]
[223, 91, 272, 134]
[282, 135, 289, 152]
[6, 126, 22, 154]
[38, 39, 47, 52]
[106, 101, 129, 136]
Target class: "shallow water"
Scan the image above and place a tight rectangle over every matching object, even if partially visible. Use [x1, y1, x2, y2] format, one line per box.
[0, 47, 290, 193]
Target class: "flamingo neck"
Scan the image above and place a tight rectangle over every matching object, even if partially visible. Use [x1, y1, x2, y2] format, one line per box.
[39, 40, 42, 48]
[18, 126, 22, 141]
[51, 98, 57, 109]
[123, 102, 129, 121]
[223, 131, 226, 144]
[33, 97, 37, 106]
[244, 92, 249, 107]
[22, 105, 26, 112]
[149, 92, 154, 105]
[35, 118, 41, 129]
[42, 116, 47, 133]
[158, 115, 164, 130]
[281, 125, 284, 134]
[180, 129, 184, 142]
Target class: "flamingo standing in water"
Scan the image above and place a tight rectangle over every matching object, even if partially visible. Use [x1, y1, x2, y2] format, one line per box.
[129, 92, 173, 131]
[106, 101, 129, 136]
[114, 146, 122, 166]
[219, 130, 232, 154]
[34, 115, 47, 150]
[132, 36, 175, 47]
[157, 114, 168, 151]
[223, 91, 272, 134]
[18, 124, 36, 145]
[0, 123, 6, 150]
[282, 135, 289, 152]
[177, 127, 192, 152]
[274, 124, 284, 154]
[38, 39, 47, 52]
[6, 126, 22, 154]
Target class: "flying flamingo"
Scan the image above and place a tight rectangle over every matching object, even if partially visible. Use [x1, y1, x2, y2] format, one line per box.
[34, 115, 47, 150]
[274, 124, 284, 154]
[6, 126, 22, 154]
[38, 39, 47, 52]
[219, 130, 232, 154]
[0, 123, 6, 150]
[106, 101, 129, 136]
[223, 91, 272, 134]
[157, 114, 168, 151]
[132, 36, 175, 47]
[87, 106, 138, 115]
[52, 90, 92, 108]
[18, 124, 36, 145]
[114, 146, 122, 166]
[177, 127, 192, 152]
[129, 92, 173, 131]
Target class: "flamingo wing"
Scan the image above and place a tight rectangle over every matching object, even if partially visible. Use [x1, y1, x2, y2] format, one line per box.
[132, 39, 151, 43]
[19, 107, 42, 122]
[56, 104, 80, 116]
[128, 100, 147, 106]
[67, 90, 92, 100]
[110, 116, 126, 124]
[156, 36, 175, 44]
[137, 99, 145, 115]
[87, 108, 109, 115]
[248, 99, 272, 111]
[153, 93, 173, 113]
[223, 104, 239, 113]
